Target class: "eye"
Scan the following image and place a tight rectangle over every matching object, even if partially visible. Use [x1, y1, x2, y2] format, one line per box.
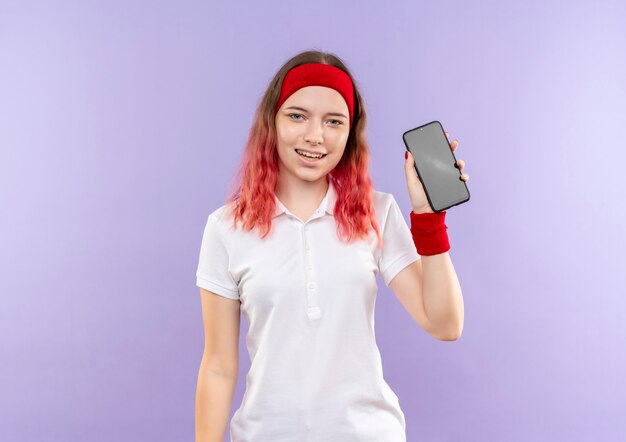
[288, 113, 343, 127]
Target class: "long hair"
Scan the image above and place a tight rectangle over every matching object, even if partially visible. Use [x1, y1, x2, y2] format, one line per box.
[225, 49, 383, 250]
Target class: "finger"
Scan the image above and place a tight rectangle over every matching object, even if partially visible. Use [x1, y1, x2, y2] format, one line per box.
[450, 139, 459, 151]
[405, 150, 414, 166]
[455, 159, 465, 170]
[404, 151, 416, 178]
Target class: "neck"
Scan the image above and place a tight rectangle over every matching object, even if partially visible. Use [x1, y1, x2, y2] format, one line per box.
[274, 174, 329, 213]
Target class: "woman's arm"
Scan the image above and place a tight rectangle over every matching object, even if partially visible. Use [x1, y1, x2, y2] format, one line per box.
[195, 357, 238, 441]
[420, 251, 464, 340]
[389, 254, 464, 340]
[195, 288, 241, 442]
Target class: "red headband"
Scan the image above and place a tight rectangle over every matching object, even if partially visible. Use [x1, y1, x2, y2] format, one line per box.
[275, 63, 355, 127]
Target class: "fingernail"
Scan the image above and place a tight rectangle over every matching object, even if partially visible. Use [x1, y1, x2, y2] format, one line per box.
[405, 151, 408, 159]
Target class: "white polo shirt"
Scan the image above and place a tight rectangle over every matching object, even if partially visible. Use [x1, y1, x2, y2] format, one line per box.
[196, 180, 421, 442]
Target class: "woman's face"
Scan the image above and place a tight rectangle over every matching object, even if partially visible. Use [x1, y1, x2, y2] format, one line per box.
[275, 85, 351, 183]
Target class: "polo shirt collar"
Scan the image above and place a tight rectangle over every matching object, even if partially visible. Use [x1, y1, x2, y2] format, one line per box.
[273, 180, 336, 218]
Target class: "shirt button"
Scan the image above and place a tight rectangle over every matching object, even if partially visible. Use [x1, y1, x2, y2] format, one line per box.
[307, 307, 321, 319]
[307, 282, 316, 289]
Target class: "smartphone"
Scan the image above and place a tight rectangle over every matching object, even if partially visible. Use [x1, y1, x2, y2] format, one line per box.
[402, 121, 470, 213]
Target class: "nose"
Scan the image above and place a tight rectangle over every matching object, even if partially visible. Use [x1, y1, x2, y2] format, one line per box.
[304, 121, 324, 145]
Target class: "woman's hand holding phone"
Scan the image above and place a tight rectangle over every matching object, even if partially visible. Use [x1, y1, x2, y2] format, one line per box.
[403, 131, 469, 214]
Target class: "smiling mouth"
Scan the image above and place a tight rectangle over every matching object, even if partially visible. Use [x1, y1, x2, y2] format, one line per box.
[295, 149, 327, 159]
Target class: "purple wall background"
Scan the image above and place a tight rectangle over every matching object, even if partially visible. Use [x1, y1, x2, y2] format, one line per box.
[1, 1, 624, 441]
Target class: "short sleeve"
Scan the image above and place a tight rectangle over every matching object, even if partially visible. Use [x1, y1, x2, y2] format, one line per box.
[378, 195, 421, 286]
[195, 214, 240, 300]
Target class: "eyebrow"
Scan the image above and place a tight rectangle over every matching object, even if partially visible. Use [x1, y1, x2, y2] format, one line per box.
[284, 106, 348, 120]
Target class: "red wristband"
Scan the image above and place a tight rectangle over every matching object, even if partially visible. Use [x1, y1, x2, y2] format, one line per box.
[409, 210, 451, 256]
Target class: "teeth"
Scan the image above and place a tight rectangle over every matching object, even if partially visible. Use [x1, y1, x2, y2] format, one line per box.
[296, 150, 324, 159]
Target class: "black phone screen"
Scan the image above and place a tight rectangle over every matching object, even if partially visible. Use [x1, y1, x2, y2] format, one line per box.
[402, 121, 470, 212]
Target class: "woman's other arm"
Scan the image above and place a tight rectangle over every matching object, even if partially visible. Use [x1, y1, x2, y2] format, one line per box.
[195, 288, 241, 442]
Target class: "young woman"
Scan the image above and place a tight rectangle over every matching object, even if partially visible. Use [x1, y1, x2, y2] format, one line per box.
[195, 50, 467, 442]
